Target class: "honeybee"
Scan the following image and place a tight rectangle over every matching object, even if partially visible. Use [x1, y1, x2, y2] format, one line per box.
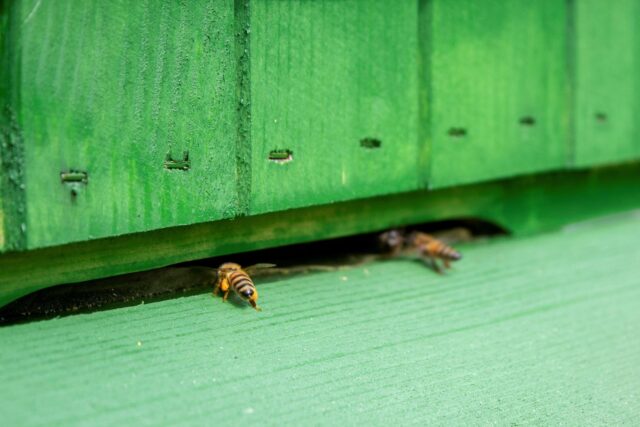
[409, 231, 462, 273]
[213, 262, 275, 311]
[378, 229, 462, 273]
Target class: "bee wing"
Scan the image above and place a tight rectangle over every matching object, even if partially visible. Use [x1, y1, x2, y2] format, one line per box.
[432, 227, 473, 244]
[244, 263, 277, 274]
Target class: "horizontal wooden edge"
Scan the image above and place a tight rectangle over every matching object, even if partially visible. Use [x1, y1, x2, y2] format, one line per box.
[0, 162, 639, 307]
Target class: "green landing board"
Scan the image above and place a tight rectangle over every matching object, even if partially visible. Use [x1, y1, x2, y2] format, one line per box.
[249, 0, 420, 214]
[426, 0, 568, 188]
[2, 211, 639, 425]
[14, 0, 238, 249]
[573, 0, 640, 167]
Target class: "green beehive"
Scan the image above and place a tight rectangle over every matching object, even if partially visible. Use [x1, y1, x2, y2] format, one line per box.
[1, 1, 640, 424]
[2, 0, 640, 304]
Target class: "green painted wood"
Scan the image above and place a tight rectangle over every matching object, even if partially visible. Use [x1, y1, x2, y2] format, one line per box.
[0, 0, 27, 252]
[2, 212, 640, 425]
[248, 0, 420, 214]
[3, 0, 638, 252]
[426, 0, 568, 188]
[2, 0, 640, 285]
[0, 202, 3, 250]
[13, 0, 239, 249]
[573, 0, 640, 167]
[1, 165, 639, 309]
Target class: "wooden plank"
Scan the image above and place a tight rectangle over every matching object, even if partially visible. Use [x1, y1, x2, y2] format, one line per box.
[0, 0, 27, 252]
[1, 165, 639, 308]
[14, 0, 239, 249]
[573, 0, 640, 166]
[1, 211, 639, 425]
[249, 0, 420, 214]
[0, 1, 6, 252]
[426, 0, 568, 188]
[0, 208, 4, 250]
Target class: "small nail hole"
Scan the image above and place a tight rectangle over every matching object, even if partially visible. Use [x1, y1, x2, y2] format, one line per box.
[520, 116, 536, 126]
[595, 112, 607, 123]
[360, 138, 382, 149]
[448, 128, 467, 137]
[268, 149, 293, 163]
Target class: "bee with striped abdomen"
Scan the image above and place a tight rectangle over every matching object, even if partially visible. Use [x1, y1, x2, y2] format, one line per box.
[378, 228, 463, 273]
[213, 262, 275, 311]
[409, 232, 462, 273]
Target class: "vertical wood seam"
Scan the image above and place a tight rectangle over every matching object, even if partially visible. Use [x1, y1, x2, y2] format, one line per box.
[418, 0, 433, 189]
[234, 0, 251, 217]
[566, 0, 577, 167]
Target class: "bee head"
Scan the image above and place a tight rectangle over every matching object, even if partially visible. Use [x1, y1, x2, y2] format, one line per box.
[240, 288, 254, 299]
[247, 290, 261, 311]
[379, 229, 405, 251]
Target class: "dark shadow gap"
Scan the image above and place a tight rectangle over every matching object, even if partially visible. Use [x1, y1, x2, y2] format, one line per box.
[0, 218, 509, 326]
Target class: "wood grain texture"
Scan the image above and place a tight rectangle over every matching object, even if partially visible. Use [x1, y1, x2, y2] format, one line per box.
[1, 211, 639, 425]
[3, 0, 638, 253]
[249, 0, 420, 214]
[1, 165, 639, 308]
[15, 0, 238, 249]
[426, 0, 568, 188]
[573, 0, 640, 167]
[0, 0, 27, 251]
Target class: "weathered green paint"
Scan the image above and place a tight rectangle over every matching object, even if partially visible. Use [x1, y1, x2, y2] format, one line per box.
[573, 0, 640, 167]
[1, 165, 639, 308]
[249, 0, 420, 214]
[2, 0, 640, 292]
[14, 0, 238, 249]
[0, 105, 26, 251]
[2, 213, 640, 425]
[0, 0, 27, 252]
[0, 1, 6, 251]
[426, 0, 568, 188]
[234, 0, 252, 216]
[0, 209, 4, 250]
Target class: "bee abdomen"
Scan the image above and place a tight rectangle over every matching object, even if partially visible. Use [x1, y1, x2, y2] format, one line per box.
[425, 242, 462, 261]
[442, 245, 462, 260]
[229, 271, 256, 295]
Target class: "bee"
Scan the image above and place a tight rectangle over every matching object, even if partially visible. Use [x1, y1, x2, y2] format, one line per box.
[378, 229, 462, 273]
[409, 231, 462, 273]
[213, 263, 275, 311]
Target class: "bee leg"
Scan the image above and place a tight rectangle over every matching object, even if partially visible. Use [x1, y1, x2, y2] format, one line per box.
[420, 255, 431, 268]
[222, 290, 230, 302]
[444, 259, 451, 269]
[421, 255, 440, 273]
[431, 258, 444, 274]
[213, 277, 221, 296]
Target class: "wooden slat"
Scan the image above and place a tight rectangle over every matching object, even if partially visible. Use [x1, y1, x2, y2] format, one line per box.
[1, 210, 639, 425]
[15, 0, 239, 249]
[573, 0, 640, 166]
[249, 0, 420, 214]
[0, 0, 27, 252]
[426, 0, 568, 188]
